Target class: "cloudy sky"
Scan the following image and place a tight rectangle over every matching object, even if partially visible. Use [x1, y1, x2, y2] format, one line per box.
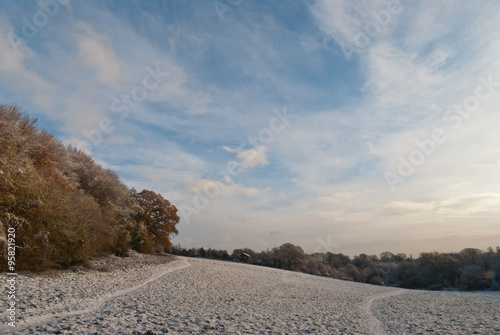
[1, 0, 500, 256]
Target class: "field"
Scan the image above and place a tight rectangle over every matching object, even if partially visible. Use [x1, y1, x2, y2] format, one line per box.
[2, 253, 500, 334]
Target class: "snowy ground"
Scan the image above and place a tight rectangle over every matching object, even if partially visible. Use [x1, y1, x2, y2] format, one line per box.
[1, 254, 500, 334]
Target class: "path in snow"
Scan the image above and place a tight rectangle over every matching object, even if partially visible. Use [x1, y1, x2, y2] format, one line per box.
[363, 289, 405, 335]
[14, 259, 191, 331]
[2, 257, 499, 334]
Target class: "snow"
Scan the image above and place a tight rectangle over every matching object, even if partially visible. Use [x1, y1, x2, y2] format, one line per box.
[472, 291, 500, 295]
[2, 255, 499, 334]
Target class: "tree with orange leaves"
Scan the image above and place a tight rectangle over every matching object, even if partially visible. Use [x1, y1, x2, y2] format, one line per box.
[132, 189, 180, 253]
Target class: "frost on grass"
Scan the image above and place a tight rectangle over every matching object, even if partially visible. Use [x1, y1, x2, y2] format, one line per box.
[2, 256, 499, 334]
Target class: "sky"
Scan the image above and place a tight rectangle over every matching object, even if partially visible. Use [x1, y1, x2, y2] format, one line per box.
[1, 0, 500, 257]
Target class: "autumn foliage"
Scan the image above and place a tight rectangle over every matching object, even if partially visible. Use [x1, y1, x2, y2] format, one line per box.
[131, 189, 179, 253]
[0, 104, 180, 271]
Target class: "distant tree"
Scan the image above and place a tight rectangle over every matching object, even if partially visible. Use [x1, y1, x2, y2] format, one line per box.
[187, 248, 198, 257]
[353, 253, 375, 269]
[300, 255, 334, 277]
[206, 248, 215, 259]
[394, 253, 407, 262]
[132, 189, 179, 253]
[256, 249, 274, 266]
[379, 262, 399, 285]
[460, 248, 482, 266]
[380, 251, 394, 263]
[342, 264, 363, 281]
[218, 249, 230, 260]
[325, 252, 351, 268]
[459, 265, 491, 290]
[419, 252, 439, 268]
[435, 253, 461, 287]
[311, 252, 326, 262]
[272, 243, 305, 270]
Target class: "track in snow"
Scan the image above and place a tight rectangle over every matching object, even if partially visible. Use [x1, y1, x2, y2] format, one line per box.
[9, 258, 500, 334]
[15, 260, 191, 330]
[364, 289, 405, 334]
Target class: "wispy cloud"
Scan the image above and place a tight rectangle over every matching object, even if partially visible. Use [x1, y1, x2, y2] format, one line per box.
[77, 24, 123, 89]
[1, 1, 499, 256]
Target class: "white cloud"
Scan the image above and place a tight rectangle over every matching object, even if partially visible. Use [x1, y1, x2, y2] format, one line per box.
[0, 20, 54, 106]
[188, 178, 263, 199]
[362, 42, 446, 106]
[310, 0, 399, 57]
[223, 145, 268, 170]
[77, 24, 123, 89]
[3, 1, 500, 256]
[318, 192, 357, 204]
[146, 60, 212, 115]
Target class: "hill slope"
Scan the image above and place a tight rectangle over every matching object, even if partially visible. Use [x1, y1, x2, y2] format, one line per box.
[5, 257, 500, 334]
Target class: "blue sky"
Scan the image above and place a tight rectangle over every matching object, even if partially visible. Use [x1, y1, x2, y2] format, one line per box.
[1, 0, 500, 256]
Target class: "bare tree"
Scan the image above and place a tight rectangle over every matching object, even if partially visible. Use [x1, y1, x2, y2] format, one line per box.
[272, 243, 305, 270]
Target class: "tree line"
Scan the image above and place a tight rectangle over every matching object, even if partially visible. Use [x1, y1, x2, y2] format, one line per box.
[171, 243, 500, 291]
[2, 104, 499, 293]
[0, 105, 180, 271]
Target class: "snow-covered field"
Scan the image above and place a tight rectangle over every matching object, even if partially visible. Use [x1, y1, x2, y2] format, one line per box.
[2, 254, 500, 334]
